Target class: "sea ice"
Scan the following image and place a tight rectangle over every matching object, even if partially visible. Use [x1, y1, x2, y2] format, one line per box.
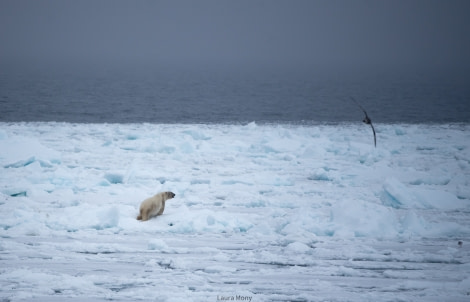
[0, 122, 469, 301]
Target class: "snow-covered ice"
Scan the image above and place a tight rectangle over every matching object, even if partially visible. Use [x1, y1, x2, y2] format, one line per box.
[1, 122, 469, 301]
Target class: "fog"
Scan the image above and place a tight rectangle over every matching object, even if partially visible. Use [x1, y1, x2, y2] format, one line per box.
[1, 0, 470, 74]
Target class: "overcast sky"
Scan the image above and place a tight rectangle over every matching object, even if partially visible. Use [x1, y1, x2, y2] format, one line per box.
[1, 0, 469, 72]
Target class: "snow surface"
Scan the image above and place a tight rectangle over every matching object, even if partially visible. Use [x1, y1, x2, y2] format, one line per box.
[1, 122, 469, 301]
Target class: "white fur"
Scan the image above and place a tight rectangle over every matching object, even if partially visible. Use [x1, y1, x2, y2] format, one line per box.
[137, 191, 175, 221]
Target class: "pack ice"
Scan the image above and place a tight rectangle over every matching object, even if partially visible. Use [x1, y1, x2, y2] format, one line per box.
[1, 122, 469, 301]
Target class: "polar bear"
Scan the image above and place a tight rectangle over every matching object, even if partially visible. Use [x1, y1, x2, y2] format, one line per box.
[137, 191, 175, 221]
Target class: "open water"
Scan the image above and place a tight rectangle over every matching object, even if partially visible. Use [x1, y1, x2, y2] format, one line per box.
[1, 65, 469, 124]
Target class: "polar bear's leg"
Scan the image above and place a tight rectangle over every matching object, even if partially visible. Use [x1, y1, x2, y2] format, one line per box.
[156, 201, 166, 216]
[140, 208, 149, 221]
[142, 203, 159, 221]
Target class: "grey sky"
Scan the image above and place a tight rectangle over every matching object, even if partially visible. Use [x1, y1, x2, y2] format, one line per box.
[1, 0, 469, 72]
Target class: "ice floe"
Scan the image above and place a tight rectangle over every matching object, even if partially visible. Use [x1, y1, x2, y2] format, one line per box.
[0, 122, 469, 301]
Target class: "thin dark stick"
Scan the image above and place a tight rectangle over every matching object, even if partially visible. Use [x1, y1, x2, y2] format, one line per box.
[351, 97, 376, 147]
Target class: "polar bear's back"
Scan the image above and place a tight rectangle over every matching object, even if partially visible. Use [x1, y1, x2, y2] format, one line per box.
[140, 193, 164, 212]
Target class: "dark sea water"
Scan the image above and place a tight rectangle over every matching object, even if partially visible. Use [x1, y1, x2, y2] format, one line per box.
[1, 65, 469, 124]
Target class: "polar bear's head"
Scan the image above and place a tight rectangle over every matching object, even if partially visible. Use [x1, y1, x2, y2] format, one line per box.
[164, 191, 176, 200]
